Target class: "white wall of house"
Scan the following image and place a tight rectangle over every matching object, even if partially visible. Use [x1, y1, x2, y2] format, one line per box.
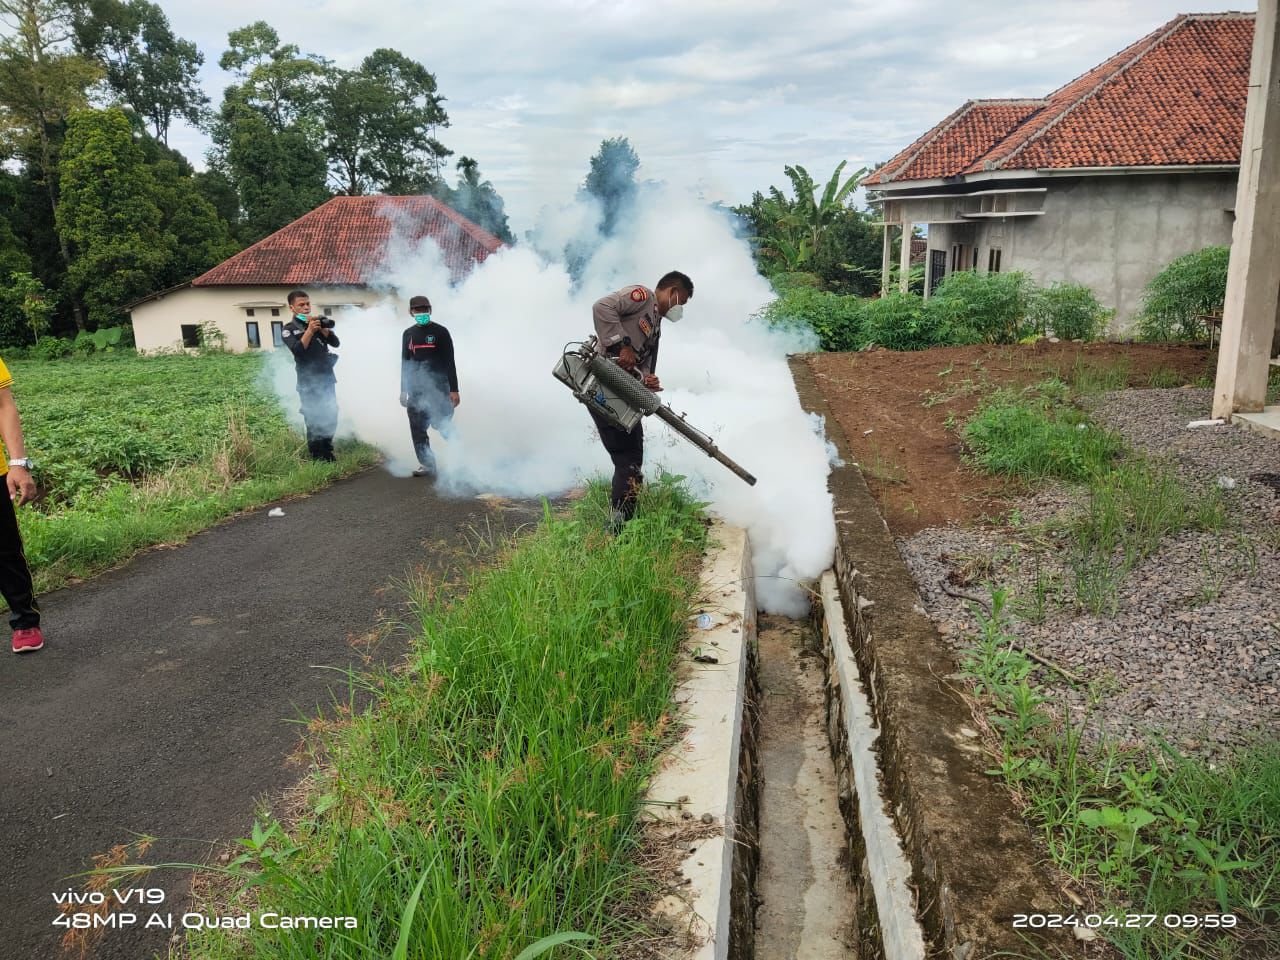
[909, 172, 1237, 330]
[130, 286, 390, 353]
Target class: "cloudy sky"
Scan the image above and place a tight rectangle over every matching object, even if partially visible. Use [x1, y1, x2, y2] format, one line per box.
[162, 0, 1254, 231]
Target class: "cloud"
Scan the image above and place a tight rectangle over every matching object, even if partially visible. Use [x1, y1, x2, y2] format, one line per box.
[162, 0, 1251, 228]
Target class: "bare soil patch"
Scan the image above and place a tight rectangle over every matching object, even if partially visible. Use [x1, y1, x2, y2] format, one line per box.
[802, 342, 1212, 535]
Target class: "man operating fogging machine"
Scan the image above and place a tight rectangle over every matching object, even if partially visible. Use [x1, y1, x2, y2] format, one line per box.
[555, 273, 756, 526]
[588, 271, 693, 527]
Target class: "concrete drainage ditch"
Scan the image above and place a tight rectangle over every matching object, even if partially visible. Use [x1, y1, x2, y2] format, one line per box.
[645, 355, 1089, 959]
[646, 521, 923, 960]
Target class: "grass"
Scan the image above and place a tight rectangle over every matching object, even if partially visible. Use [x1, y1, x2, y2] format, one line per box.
[8, 353, 377, 594]
[959, 592, 1280, 960]
[1070, 356, 1131, 395]
[862, 440, 908, 485]
[962, 379, 1227, 614]
[161, 478, 709, 960]
[963, 381, 1124, 483]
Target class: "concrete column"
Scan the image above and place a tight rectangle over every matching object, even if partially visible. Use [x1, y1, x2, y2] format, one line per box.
[899, 222, 913, 295]
[1214, 0, 1280, 418]
[881, 225, 892, 296]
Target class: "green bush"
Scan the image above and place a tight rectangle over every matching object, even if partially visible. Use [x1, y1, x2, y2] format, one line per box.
[31, 336, 74, 360]
[1138, 245, 1229, 342]
[758, 286, 865, 351]
[1028, 283, 1113, 341]
[928, 270, 1033, 343]
[72, 326, 128, 355]
[863, 292, 952, 351]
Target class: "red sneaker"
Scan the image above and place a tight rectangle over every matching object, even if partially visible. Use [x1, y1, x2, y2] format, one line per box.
[12, 627, 43, 653]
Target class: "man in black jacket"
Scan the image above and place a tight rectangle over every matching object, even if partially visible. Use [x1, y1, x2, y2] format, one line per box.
[280, 290, 340, 461]
[400, 294, 459, 477]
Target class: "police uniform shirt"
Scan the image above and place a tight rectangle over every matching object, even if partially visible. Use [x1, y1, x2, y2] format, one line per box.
[281, 318, 340, 376]
[401, 323, 458, 396]
[592, 285, 661, 375]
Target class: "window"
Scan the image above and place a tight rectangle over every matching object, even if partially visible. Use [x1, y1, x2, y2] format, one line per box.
[271, 307, 280, 317]
[245, 307, 255, 317]
[929, 250, 947, 295]
[180, 324, 201, 349]
[323, 307, 333, 317]
[988, 248, 1003, 273]
[271, 320, 284, 347]
[246, 321, 261, 349]
[971, 247, 980, 270]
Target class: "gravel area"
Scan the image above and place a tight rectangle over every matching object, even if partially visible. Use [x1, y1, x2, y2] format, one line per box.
[899, 387, 1280, 755]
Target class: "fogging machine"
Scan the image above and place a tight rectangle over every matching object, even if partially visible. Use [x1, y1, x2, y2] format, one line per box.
[552, 337, 757, 486]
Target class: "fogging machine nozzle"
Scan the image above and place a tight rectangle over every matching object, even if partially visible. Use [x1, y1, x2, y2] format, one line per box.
[552, 338, 757, 486]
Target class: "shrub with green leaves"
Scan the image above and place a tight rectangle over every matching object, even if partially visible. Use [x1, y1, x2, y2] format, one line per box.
[927, 270, 1033, 344]
[862, 292, 952, 351]
[1137, 245, 1229, 342]
[1028, 282, 1113, 341]
[31, 336, 74, 360]
[758, 286, 866, 350]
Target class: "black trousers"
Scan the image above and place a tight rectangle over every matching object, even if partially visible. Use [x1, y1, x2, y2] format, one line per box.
[589, 408, 644, 518]
[406, 400, 453, 467]
[298, 375, 338, 461]
[0, 489, 39, 629]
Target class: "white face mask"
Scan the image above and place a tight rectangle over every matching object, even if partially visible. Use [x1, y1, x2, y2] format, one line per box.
[666, 303, 684, 323]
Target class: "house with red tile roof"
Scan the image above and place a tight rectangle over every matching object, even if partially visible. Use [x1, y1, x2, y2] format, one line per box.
[130, 195, 504, 353]
[864, 12, 1253, 327]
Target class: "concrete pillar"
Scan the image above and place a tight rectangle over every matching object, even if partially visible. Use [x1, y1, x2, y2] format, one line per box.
[1214, 0, 1280, 418]
[881, 225, 892, 296]
[899, 223, 913, 295]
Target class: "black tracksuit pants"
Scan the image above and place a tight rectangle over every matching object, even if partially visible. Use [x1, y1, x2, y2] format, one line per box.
[0, 490, 38, 629]
[589, 408, 643, 519]
[297, 374, 338, 461]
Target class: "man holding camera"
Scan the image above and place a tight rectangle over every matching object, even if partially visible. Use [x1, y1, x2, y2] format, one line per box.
[280, 289, 340, 461]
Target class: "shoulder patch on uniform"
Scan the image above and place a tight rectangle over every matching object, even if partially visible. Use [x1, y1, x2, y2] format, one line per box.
[629, 287, 648, 303]
[282, 329, 292, 337]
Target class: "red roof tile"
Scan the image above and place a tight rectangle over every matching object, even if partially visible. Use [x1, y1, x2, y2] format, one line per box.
[193, 195, 504, 287]
[866, 13, 1254, 186]
[863, 100, 1043, 185]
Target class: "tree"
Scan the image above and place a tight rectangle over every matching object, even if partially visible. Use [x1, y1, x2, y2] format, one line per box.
[321, 48, 451, 195]
[72, 0, 207, 144]
[136, 135, 239, 286]
[0, 0, 102, 326]
[737, 161, 880, 294]
[217, 21, 324, 133]
[785, 161, 865, 260]
[438, 156, 512, 243]
[5, 270, 53, 341]
[216, 97, 328, 243]
[582, 136, 639, 236]
[211, 22, 329, 242]
[56, 107, 171, 327]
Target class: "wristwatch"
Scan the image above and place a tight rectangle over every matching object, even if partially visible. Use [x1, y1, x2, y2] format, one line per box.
[8, 458, 32, 469]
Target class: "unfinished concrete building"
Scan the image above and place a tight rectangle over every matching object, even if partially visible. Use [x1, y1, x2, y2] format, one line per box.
[863, 12, 1254, 331]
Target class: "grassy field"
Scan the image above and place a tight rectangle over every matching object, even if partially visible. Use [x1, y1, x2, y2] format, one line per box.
[7, 353, 377, 595]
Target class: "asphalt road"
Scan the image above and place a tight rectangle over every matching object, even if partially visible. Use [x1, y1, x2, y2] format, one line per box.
[0, 469, 538, 960]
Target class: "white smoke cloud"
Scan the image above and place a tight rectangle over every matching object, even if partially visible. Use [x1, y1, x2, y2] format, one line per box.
[269, 184, 837, 614]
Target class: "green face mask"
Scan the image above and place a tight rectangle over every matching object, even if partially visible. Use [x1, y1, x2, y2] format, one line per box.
[414, 313, 431, 326]
[294, 313, 307, 322]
